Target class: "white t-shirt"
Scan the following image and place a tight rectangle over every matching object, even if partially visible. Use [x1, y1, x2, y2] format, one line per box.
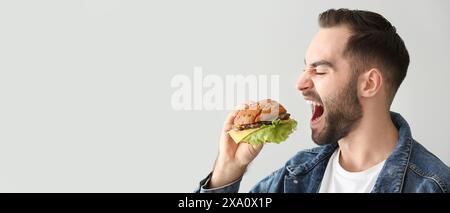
[319, 147, 386, 193]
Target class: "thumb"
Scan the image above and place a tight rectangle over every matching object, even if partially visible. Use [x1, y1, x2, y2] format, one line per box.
[247, 143, 264, 158]
[252, 143, 264, 152]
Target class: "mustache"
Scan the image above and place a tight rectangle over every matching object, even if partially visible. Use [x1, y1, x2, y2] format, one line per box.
[302, 90, 323, 104]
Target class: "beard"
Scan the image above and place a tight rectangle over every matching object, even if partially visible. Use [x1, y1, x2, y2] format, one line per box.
[310, 76, 363, 145]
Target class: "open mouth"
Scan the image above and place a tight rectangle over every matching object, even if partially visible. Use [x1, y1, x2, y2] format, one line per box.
[306, 100, 324, 123]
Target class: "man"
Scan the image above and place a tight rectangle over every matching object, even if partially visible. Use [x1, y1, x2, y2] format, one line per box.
[196, 9, 450, 193]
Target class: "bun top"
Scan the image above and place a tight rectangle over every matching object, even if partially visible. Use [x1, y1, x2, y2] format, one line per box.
[233, 99, 287, 126]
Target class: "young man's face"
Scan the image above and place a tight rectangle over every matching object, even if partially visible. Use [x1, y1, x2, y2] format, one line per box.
[297, 25, 363, 145]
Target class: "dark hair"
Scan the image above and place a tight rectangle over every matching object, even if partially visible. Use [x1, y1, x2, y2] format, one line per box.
[319, 8, 409, 103]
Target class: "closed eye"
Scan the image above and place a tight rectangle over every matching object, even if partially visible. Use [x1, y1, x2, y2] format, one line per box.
[314, 66, 329, 75]
[302, 67, 329, 75]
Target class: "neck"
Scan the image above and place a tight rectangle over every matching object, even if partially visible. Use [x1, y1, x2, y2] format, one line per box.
[337, 110, 398, 172]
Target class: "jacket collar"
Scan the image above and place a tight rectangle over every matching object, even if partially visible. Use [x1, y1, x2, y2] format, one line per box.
[371, 111, 413, 193]
[286, 143, 337, 176]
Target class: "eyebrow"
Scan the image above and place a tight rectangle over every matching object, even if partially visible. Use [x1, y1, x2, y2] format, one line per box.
[304, 59, 334, 68]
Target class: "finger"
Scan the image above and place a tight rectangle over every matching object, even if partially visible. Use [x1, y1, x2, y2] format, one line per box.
[252, 143, 264, 151]
[223, 110, 239, 130]
[235, 142, 264, 163]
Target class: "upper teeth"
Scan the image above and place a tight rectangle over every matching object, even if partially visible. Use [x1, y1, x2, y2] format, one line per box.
[306, 100, 321, 106]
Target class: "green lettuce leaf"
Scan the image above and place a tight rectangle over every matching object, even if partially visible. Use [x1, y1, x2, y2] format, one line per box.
[242, 119, 297, 145]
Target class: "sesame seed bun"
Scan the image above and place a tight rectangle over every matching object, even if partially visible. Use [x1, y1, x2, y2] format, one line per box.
[233, 99, 288, 128]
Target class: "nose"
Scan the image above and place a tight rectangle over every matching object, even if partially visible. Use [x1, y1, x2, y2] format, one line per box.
[296, 70, 314, 92]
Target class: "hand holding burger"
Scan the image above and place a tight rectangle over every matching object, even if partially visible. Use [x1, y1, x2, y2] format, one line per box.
[209, 99, 297, 188]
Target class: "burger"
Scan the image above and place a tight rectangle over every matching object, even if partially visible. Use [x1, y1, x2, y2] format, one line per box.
[228, 99, 297, 145]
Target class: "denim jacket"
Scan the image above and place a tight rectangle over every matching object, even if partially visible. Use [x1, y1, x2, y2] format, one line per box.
[196, 112, 450, 193]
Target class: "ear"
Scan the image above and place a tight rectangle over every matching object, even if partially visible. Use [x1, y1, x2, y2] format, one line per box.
[359, 68, 383, 98]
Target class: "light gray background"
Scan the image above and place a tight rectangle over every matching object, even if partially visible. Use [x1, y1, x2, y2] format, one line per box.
[0, 0, 449, 192]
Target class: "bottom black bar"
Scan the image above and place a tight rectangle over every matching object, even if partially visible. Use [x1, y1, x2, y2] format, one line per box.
[1, 193, 448, 211]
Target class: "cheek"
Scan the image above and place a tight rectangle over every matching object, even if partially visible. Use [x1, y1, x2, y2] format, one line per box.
[314, 74, 344, 99]
[313, 78, 332, 99]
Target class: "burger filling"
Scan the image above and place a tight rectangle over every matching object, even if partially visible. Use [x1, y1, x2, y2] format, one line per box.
[234, 113, 291, 131]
